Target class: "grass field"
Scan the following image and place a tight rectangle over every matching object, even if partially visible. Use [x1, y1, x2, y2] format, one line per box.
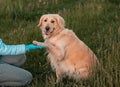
[0, 0, 120, 87]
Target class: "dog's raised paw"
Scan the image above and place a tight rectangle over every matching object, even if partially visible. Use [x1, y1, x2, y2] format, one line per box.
[33, 40, 39, 45]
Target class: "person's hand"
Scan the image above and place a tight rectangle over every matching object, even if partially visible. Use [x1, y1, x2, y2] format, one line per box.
[25, 44, 45, 52]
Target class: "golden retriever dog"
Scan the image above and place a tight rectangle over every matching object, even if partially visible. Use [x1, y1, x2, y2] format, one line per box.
[33, 14, 99, 82]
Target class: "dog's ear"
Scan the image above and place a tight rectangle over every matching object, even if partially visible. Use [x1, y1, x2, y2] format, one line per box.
[54, 14, 65, 29]
[37, 15, 45, 27]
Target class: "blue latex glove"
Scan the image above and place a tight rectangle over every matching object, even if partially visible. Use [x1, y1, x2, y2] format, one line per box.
[25, 44, 45, 51]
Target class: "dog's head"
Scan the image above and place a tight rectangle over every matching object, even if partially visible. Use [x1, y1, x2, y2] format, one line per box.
[37, 14, 65, 39]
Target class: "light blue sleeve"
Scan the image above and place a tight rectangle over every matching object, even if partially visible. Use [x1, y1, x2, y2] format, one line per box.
[0, 39, 26, 55]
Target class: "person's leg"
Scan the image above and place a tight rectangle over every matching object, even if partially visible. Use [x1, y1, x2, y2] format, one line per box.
[0, 63, 32, 86]
[0, 54, 26, 66]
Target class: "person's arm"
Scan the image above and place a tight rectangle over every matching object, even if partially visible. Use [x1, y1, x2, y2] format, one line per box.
[0, 39, 45, 56]
[0, 39, 26, 55]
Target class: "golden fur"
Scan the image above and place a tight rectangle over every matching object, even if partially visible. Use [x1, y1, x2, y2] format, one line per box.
[33, 14, 98, 82]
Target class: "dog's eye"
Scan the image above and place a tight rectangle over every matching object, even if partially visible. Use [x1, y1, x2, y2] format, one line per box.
[51, 20, 55, 23]
[44, 19, 47, 22]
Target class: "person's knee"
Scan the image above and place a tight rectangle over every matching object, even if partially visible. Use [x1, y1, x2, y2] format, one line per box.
[13, 54, 26, 66]
[0, 64, 33, 86]
[0, 54, 26, 66]
[0, 71, 33, 86]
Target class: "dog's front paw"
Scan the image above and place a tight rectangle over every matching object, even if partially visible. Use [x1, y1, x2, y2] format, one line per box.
[33, 40, 47, 47]
[33, 40, 39, 45]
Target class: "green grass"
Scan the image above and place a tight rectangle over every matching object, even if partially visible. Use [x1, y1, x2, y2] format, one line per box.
[0, 0, 120, 87]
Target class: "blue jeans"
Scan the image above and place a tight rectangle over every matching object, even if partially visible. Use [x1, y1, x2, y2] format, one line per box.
[0, 55, 32, 86]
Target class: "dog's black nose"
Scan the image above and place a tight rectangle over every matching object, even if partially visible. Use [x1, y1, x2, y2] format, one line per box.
[45, 26, 50, 31]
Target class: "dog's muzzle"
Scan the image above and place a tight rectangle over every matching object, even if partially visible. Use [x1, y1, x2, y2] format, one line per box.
[45, 26, 50, 32]
[44, 26, 54, 35]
